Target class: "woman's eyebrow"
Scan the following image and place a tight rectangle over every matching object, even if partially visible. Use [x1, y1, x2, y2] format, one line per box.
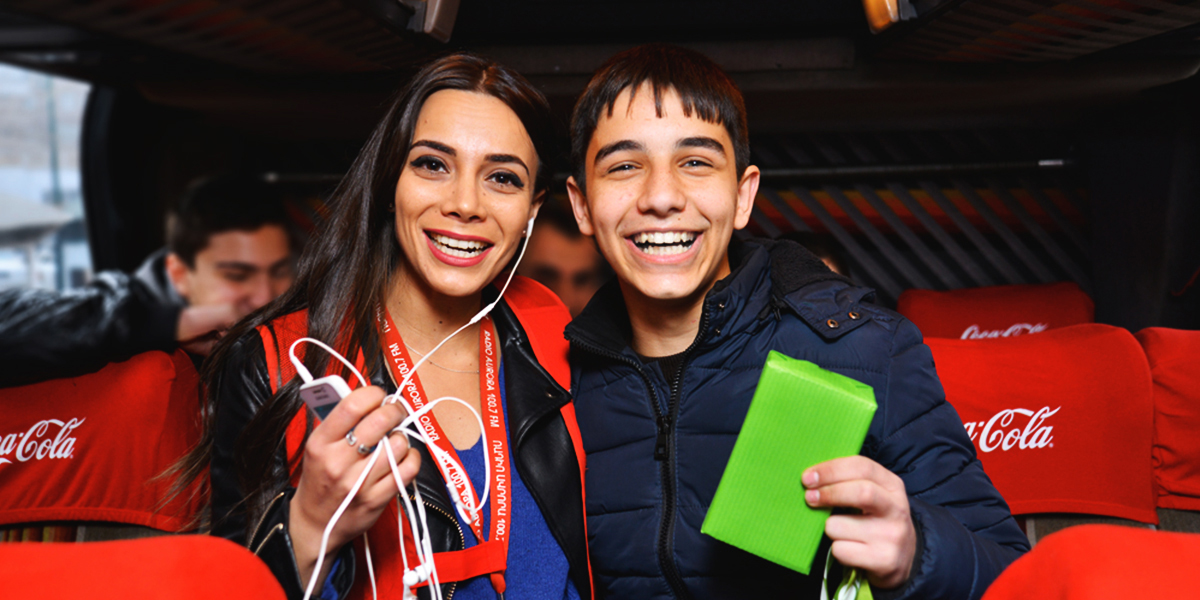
[676, 136, 726, 154]
[487, 154, 530, 175]
[411, 140, 456, 155]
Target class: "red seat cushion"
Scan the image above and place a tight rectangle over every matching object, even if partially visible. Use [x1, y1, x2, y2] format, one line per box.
[0, 350, 205, 530]
[1135, 327, 1200, 511]
[0, 535, 284, 599]
[927, 324, 1156, 522]
[982, 525, 1200, 600]
[898, 282, 1094, 340]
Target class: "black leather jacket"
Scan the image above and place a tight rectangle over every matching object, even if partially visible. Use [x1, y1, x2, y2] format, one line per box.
[210, 298, 591, 600]
[0, 249, 182, 388]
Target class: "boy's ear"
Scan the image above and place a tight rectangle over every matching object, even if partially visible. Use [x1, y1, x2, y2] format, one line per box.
[733, 165, 761, 231]
[164, 252, 192, 300]
[565, 176, 596, 237]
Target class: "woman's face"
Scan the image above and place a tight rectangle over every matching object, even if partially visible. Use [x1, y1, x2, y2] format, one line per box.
[393, 89, 541, 299]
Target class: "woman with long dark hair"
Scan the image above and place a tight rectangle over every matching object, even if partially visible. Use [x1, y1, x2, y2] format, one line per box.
[187, 54, 591, 600]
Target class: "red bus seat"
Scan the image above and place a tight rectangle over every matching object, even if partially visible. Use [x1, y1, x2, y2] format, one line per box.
[0, 535, 285, 599]
[898, 282, 1094, 340]
[1135, 327, 1200, 533]
[0, 350, 206, 535]
[927, 324, 1156, 526]
[981, 525, 1200, 600]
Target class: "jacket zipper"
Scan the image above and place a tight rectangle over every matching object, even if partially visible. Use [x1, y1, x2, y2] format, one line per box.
[406, 493, 463, 600]
[571, 301, 711, 600]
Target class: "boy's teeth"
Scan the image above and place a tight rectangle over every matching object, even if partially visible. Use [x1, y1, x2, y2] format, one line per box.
[632, 231, 696, 255]
[633, 231, 695, 245]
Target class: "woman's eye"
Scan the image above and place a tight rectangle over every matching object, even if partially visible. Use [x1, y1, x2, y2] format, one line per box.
[410, 155, 447, 173]
[489, 171, 525, 189]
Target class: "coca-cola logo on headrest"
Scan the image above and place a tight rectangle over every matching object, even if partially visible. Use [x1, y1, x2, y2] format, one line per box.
[0, 418, 85, 465]
[960, 323, 1049, 340]
[963, 407, 1058, 453]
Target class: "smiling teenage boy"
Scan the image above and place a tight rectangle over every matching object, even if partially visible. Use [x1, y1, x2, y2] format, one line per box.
[564, 44, 1028, 600]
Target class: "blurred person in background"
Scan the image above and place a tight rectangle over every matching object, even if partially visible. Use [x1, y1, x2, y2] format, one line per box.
[516, 199, 608, 316]
[0, 172, 298, 387]
[778, 230, 850, 277]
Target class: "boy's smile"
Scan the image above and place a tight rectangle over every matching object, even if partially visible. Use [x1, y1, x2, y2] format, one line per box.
[568, 84, 759, 309]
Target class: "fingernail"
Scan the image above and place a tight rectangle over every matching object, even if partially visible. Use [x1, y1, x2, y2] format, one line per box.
[803, 470, 818, 487]
[805, 489, 819, 505]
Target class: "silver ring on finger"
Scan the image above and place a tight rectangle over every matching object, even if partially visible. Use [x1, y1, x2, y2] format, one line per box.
[345, 430, 359, 447]
[356, 443, 376, 456]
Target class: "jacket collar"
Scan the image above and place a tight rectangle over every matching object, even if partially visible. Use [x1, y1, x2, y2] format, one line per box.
[566, 238, 774, 357]
[566, 237, 874, 356]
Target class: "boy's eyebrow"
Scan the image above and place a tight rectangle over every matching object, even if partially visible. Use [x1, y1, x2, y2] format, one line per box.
[593, 139, 644, 164]
[411, 140, 456, 155]
[677, 136, 726, 155]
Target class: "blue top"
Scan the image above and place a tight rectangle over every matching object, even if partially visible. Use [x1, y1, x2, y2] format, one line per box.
[449, 365, 580, 600]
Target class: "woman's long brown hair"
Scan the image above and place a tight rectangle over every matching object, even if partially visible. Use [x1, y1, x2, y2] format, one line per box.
[167, 52, 556, 536]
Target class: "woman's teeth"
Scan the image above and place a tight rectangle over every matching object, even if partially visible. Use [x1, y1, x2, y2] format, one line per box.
[632, 231, 697, 256]
[430, 233, 489, 258]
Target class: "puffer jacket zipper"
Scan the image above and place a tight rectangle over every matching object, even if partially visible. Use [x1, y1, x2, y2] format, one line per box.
[571, 300, 713, 600]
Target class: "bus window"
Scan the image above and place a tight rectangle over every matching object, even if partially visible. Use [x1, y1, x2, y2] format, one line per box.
[0, 63, 90, 292]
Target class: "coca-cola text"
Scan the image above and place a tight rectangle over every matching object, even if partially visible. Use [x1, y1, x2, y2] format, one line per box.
[0, 418, 85, 465]
[963, 407, 1058, 452]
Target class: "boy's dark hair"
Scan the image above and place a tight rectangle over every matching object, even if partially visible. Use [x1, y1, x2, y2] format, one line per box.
[167, 173, 292, 267]
[570, 43, 750, 193]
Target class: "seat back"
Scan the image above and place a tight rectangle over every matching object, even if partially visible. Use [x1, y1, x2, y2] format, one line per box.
[898, 282, 1093, 340]
[0, 350, 206, 533]
[927, 324, 1156, 525]
[0, 535, 285, 599]
[1134, 327, 1200, 534]
[981, 525, 1200, 600]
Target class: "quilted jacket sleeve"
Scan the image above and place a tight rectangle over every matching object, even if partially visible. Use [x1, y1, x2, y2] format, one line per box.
[868, 318, 1030, 600]
[0, 271, 180, 388]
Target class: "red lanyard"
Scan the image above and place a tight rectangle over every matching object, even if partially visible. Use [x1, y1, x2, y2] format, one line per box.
[381, 310, 510, 593]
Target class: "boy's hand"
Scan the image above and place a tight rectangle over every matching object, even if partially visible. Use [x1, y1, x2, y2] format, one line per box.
[803, 455, 917, 590]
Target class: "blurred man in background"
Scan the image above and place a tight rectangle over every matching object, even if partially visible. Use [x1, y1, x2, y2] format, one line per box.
[517, 199, 608, 316]
[0, 173, 297, 387]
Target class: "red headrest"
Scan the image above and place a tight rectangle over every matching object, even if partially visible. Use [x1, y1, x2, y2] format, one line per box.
[0, 535, 284, 599]
[1135, 327, 1200, 511]
[0, 350, 205, 530]
[927, 324, 1156, 522]
[982, 525, 1200, 600]
[898, 282, 1094, 340]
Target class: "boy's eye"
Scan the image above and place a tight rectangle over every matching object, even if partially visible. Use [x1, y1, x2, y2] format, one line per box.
[410, 155, 447, 173]
[607, 163, 636, 174]
[221, 271, 250, 283]
[683, 159, 712, 168]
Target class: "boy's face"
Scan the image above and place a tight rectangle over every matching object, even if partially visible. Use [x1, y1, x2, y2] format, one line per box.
[567, 85, 759, 308]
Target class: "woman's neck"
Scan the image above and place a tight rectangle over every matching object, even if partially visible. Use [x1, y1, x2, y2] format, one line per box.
[385, 268, 484, 351]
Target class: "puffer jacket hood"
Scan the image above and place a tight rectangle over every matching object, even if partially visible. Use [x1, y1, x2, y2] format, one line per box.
[566, 238, 1028, 600]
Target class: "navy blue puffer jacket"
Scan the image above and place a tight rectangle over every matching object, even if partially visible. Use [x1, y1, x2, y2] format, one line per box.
[565, 239, 1029, 600]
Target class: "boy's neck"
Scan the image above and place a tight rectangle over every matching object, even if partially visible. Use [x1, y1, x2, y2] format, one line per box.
[622, 256, 732, 358]
[624, 288, 706, 358]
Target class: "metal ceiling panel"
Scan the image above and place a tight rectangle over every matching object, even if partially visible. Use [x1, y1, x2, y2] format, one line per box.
[881, 0, 1200, 61]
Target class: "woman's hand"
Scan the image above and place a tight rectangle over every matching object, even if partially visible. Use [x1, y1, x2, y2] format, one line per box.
[289, 385, 421, 589]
